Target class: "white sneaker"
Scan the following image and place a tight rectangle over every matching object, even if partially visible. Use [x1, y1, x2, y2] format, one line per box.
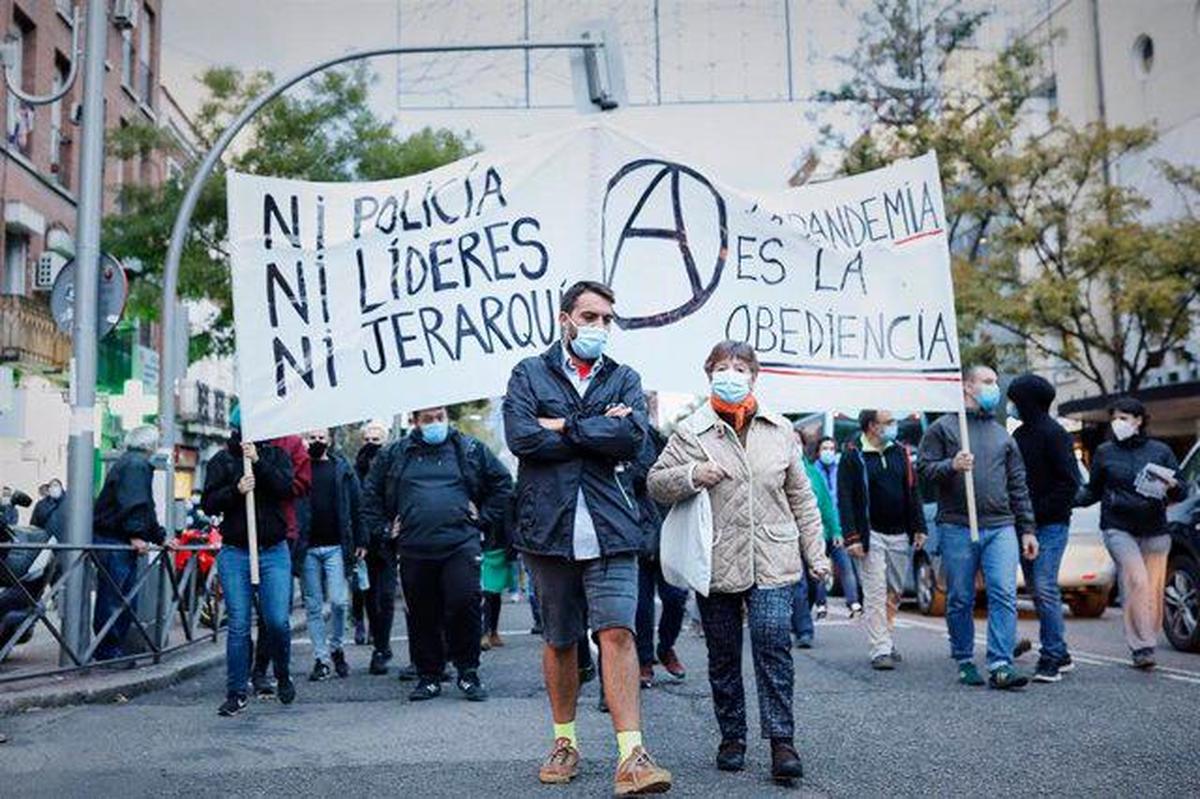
[848, 602, 863, 619]
[815, 604, 828, 620]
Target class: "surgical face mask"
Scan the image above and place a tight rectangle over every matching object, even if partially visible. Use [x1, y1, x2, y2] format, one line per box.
[1111, 418, 1138, 442]
[49, 485, 64, 500]
[819, 450, 837, 467]
[568, 322, 608, 361]
[880, 422, 899, 443]
[421, 421, 450, 446]
[976, 384, 1002, 413]
[711, 369, 752, 404]
[307, 441, 328, 460]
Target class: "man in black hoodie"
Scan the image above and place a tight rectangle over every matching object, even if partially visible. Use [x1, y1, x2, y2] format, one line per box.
[1006, 374, 1080, 683]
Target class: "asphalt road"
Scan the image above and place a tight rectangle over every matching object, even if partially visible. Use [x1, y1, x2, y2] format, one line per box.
[3, 599, 1199, 798]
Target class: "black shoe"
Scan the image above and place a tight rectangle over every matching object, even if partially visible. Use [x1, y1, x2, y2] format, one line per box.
[716, 740, 746, 772]
[578, 662, 597, 685]
[457, 670, 489, 702]
[871, 654, 896, 671]
[331, 649, 350, 679]
[218, 694, 248, 717]
[597, 694, 609, 713]
[530, 624, 544, 636]
[354, 621, 367, 646]
[398, 663, 418, 682]
[1132, 648, 1157, 670]
[309, 660, 332, 682]
[1013, 638, 1033, 660]
[1056, 654, 1076, 673]
[369, 650, 391, 676]
[1032, 658, 1062, 683]
[410, 677, 442, 701]
[795, 635, 813, 650]
[770, 739, 804, 781]
[251, 673, 276, 699]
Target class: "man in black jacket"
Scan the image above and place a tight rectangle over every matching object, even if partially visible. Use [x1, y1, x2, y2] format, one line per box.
[1007, 374, 1080, 682]
[352, 420, 389, 648]
[360, 406, 512, 703]
[296, 429, 365, 682]
[838, 410, 926, 671]
[503, 280, 672, 795]
[203, 424, 297, 716]
[91, 426, 165, 663]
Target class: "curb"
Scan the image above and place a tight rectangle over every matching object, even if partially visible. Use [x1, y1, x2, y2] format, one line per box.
[0, 614, 309, 717]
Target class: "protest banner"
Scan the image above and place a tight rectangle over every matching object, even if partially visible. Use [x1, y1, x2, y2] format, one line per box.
[227, 123, 962, 441]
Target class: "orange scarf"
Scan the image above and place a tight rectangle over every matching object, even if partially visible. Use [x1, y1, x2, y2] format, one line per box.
[711, 394, 758, 433]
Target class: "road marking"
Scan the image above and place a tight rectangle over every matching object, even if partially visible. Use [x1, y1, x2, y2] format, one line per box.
[894, 616, 1200, 681]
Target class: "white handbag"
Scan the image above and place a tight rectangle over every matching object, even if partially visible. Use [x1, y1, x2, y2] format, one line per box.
[659, 441, 716, 597]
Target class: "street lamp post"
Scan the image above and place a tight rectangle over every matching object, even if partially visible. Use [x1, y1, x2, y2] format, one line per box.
[157, 38, 616, 550]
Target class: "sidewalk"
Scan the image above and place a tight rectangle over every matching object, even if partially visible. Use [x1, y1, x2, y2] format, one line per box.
[0, 608, 307, 716]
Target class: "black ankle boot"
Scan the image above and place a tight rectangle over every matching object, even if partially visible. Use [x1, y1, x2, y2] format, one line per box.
[716, 739, 746, 772]
[770, 738, 803, 781]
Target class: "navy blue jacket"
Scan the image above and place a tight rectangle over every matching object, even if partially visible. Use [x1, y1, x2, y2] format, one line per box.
[360, 429, 513, 558]
[503, 341, 647, 559]
[1077, 435, 1185, 537]
[295, 451, 365, 577]
[93, 451, 164, 544]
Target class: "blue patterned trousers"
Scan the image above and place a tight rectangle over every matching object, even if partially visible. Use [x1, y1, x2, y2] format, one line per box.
[697, 584, 795, 741]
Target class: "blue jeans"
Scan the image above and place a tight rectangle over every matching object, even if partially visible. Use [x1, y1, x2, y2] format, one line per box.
[635, 556, 688, 666]
[791, 576, 814, 641]
[828, 544, 861, 607]
[219, 542, 292, 698]
[302, 545, 348, 663]
[92, 537, 140, 660]
[939, 524, 1019, 670]
[1020, 523, 1069, 662]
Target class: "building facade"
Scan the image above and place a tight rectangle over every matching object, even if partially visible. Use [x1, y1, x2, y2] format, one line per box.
[1023, 0, 1200, 448]
[0, 1, 232, 508]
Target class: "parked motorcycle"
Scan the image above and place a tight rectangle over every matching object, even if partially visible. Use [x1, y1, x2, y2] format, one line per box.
[0, 491, 59, 658]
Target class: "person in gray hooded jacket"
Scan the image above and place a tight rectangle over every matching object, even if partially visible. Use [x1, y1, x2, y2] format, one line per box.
[918, 366, 1038, 690]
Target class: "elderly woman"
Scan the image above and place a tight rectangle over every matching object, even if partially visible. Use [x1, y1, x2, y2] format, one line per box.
[648, 340, 829, 783]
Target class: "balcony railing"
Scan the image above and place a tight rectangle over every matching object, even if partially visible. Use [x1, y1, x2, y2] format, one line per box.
[0, 294, 71, 370]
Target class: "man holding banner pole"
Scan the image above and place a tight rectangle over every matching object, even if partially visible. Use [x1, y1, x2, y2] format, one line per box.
[504, 280, 673, 795]
[918, 366, 1039, 690]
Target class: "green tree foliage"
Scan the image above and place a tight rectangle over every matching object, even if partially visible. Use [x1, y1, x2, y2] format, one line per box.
[103, 65, 473, 361]
[817, 0, 1200, 393]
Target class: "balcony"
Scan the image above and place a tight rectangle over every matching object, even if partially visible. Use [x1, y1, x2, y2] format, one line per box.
[0, 294, 71, 371]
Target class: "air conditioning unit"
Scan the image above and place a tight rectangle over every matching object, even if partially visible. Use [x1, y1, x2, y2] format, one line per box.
[33, 252, 62, 291]
[112, 0, 138, 30]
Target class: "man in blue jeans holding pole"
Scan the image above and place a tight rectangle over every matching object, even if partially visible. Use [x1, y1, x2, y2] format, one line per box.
[1007, 374, 1080, 682]
[918, 366, 1039, 690]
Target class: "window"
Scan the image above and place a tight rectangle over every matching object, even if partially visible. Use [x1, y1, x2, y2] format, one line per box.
[1132, 34, 1154, 78]
[137, 5, 154, 107]
[3, 232, 29, 295]
[121, 28, 133, 88]
[50, 57, 71, 183]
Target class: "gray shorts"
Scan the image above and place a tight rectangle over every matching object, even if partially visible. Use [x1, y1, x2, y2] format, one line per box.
[524, 553, 638, 649]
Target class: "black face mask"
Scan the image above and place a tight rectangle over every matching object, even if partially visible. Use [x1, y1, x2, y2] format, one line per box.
[227, 428, 243, 456]
[308, 441, 328, 460]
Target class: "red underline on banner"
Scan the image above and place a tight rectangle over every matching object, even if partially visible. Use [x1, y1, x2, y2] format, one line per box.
[893, 228, 945, 246]
[760, 367, 962, 383]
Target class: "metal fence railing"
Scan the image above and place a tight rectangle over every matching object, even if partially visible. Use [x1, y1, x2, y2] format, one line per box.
[0, 541, 223, 685]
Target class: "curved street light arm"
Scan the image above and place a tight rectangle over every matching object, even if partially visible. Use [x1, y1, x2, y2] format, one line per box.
[2, 5, 81, 106]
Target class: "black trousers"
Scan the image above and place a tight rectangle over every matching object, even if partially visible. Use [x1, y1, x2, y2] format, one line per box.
[399, 548, 481, 678]
[366, 542, 398, 656]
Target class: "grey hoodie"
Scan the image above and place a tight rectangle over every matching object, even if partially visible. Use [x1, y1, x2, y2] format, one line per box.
[917, 411, 1035, 536]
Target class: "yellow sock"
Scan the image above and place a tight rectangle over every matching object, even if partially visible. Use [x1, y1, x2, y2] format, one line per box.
[617, 730, 643, 762]
[553, 721, 577, 749]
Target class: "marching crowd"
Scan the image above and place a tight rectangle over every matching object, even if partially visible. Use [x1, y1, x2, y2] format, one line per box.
[65, 280, 1186, 795]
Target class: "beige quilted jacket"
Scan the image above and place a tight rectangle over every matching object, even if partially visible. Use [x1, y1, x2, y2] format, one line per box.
[647, 402, 829, 594]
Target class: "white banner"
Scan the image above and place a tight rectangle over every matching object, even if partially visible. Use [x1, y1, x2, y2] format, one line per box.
[228, 123, 962, 441]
